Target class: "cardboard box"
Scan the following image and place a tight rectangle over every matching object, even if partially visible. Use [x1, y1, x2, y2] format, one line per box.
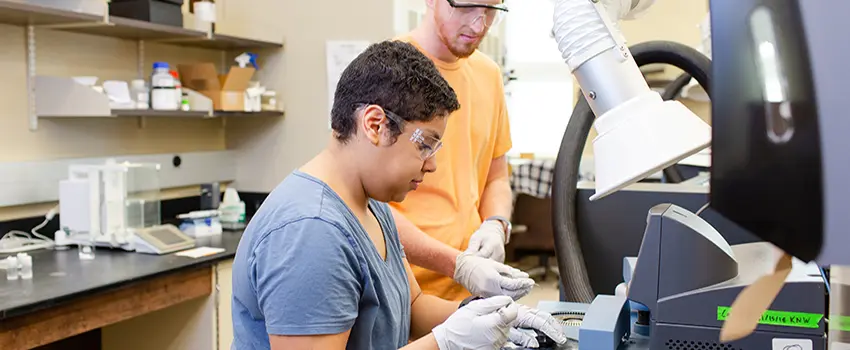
[177, 63, 255, 111]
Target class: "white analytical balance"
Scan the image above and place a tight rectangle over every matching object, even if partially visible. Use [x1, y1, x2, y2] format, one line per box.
[56, 160, 195, 255]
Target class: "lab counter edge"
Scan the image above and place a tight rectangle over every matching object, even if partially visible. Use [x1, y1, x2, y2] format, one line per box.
[0, 230, 245, 321]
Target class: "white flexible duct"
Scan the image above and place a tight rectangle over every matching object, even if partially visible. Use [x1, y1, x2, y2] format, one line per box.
[552, 0, 649, 118]
[552, 0, 619, 73]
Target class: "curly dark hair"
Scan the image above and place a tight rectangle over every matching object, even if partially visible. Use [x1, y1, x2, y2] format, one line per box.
[331, 40, 460, 143]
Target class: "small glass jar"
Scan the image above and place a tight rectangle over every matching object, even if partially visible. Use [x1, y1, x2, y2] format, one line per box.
[261, 91, 279, 111]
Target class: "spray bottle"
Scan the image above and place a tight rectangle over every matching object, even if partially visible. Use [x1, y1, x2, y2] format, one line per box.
[236, 52, 263, 112]
[219, 188, 246, 230]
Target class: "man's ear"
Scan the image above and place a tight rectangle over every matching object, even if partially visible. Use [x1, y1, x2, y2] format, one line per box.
[361, 106, 385, 146]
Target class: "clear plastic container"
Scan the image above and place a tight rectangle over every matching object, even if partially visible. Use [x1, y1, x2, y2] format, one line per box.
[130, 79, 149, 109]
[151, 62, 178, 110]
[261, 91, 278, 111]
[5, 256, 18, 280]
[78, 244, 95, 260]
[17, 253, 32, 280]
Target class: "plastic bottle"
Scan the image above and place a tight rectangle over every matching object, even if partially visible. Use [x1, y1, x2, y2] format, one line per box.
[181, 92, 191, 111]
[151, 62, 178, 110]
[170, 70, 183, 109]
[17, 253, 32, 280]
[219, 188, 246, 230]
[130, 79, 149, 109]
[5, 256, 18, 280]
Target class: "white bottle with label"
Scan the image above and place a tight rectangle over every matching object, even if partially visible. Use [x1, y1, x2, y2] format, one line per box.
[150, 62, 178, 110]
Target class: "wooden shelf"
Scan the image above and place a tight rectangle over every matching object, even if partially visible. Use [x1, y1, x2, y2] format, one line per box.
[214, 110, 284, 118]
[41, 109, 285, 119]
[0, 1, 101, 26]
[60, 16, 208, 42]
[189, 33, 285, 50]
[111, 109, 213, 118]
[0, 1, 284, 49]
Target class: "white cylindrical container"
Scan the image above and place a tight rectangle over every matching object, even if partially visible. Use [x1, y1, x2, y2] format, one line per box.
[151, 62, 178, 110]
[17, 253, 32, 280]
[5, 256, 18, 280]
[130, 79, 149, 109]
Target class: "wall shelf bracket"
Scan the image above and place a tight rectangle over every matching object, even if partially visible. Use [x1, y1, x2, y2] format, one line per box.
[26, 25, 37, 132]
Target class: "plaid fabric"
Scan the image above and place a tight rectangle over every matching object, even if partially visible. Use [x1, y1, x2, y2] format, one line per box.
[510, 159, 556, 199]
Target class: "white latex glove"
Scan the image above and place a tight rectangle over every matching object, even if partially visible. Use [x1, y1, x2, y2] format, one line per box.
[508, 305, 568, 347]
[454, 252, 535, 300]
[433, 296, 519, 350]
[466, 220, 507, 262]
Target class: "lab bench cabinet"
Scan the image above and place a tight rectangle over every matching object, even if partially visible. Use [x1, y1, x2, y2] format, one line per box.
[101, 259, 235, 350]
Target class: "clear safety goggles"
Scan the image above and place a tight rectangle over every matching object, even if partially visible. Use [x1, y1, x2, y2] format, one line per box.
[446, 0, 508, 29]
[359, 104, 443, 161]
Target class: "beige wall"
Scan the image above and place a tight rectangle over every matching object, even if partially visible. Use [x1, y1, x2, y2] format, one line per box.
[225, 0, 397, 192]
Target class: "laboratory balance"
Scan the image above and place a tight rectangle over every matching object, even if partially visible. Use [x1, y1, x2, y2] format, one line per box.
[57, 159, 195, 255]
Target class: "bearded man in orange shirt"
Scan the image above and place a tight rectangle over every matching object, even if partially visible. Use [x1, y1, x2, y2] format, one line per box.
[393, 0, 529, 301]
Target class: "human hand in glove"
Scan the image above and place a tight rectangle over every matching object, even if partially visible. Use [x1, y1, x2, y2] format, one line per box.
[454, 252, 535, 300]
[466, 220, 507, 262]
[432, 296, 519, 350]
[508, 305, 569, 348]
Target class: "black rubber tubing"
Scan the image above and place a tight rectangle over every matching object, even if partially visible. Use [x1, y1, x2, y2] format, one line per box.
[552, 40, 712, 303]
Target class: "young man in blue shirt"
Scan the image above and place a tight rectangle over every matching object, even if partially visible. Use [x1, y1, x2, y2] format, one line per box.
[230, 40, 567, 349]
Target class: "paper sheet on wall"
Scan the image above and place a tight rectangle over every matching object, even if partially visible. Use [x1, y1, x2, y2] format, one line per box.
[326, 40, 371, 129]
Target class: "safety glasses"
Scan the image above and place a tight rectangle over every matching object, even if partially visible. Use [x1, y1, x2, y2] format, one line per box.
[446, 0, 508, 29]
[358, 104, 443, 161]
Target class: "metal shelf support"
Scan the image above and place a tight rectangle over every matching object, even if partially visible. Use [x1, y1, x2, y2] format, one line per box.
[138, 40, 145, 79]
[26, 25, 37, 131]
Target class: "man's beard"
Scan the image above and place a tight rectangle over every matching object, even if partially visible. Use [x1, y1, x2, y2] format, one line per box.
[438, 26, 480, 59]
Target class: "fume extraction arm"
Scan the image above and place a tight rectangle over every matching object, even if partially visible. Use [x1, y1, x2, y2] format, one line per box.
[548, 0, 713, 302]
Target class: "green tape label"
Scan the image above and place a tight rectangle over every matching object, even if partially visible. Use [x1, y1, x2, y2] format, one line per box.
[717, 306, 823, 329]
[833, 315, 850, 332]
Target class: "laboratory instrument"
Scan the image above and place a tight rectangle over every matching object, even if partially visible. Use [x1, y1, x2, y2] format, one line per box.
[56, 159, 195, 255]
[131, 224, 195, 255]
[538, 0, 847, 348]
[507, 204, 825, 350]
[200, 182, 221, 210]
[708, 0, 850, 346]
[551, 0, 710, 201]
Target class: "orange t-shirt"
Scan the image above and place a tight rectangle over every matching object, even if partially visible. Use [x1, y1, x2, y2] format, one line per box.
[392, 36, 513, 301]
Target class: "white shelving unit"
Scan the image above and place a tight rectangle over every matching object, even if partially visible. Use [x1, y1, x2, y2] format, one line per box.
[0, 0, 285, 130]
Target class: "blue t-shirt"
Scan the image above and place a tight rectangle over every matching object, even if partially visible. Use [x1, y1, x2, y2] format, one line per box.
[231, 171, 411, 350]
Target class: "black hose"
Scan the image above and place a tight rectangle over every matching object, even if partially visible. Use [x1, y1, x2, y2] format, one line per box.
[660, 73, 695, 183]
[553, 41, 712, 303]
